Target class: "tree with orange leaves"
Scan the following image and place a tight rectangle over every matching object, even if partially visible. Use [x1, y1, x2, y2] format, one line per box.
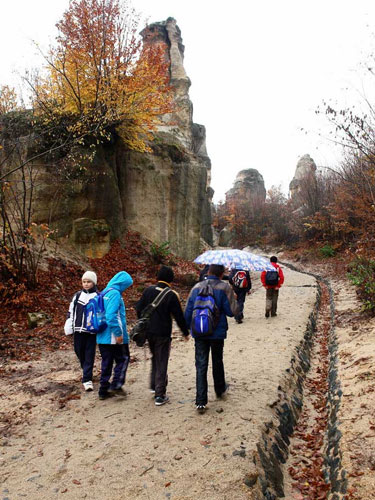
[28, 0, 173, 153]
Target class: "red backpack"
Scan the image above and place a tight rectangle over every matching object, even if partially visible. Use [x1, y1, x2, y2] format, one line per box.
[233, 270, 248, 289]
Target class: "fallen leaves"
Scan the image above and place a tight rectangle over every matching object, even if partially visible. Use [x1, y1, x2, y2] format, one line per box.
[288, 283, 331, 499]
[0, 232, 197, 364]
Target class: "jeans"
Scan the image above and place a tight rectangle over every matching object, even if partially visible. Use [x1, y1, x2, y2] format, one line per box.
[266, 288, 279, 316]
[235, 289, 247, 321]
[98, 344, 130, 395]
[195, 338, 226, 405]
[73, 332, 96, 383]
[148, 336, 171, 398]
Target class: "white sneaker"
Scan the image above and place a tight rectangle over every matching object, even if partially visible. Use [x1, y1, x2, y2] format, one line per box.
[83, 381, 93, 391]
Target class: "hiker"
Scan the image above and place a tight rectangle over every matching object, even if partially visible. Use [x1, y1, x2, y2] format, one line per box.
[184, 264, 238, 412]
[228, 267, 252, 324]
[96, 271, 133, 400]
[199, 264, 210, 282]
[135, 265, 189, 406]
[260, 256, 285, 318]
[64, 270, 98, 392]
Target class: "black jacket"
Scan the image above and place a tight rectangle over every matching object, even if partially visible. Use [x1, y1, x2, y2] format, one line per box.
[135, 281, 189, 338]
[64, 286, 98, 335]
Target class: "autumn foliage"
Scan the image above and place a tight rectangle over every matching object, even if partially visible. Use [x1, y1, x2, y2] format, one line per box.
[0, 231, 198, 362]
[28, 0, 173, 152]
[0, 85, 18, 115]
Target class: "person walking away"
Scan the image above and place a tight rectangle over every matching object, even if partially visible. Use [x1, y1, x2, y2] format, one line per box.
[261, 256, 284, 318]
[64, 271, 98, 392]
[199, 264, 210, 282]
[229, 267, 252, 323]
[135, 265, 189, 406]
[184, 264, 238, 413]
[96, 271, 133, 400]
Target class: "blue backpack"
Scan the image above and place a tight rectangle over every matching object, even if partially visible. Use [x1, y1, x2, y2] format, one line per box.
[191, 282, 219, 337]
[84, 288, 114, 333]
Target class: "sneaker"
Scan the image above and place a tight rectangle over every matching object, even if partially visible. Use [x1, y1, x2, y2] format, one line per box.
[265, 312, 270, 318]
[108, 386, 126, 396]
[83, 381, 93, 392]
[155, 395, 169, 406]
[98, 392, 115, 400]
[236, 319, 243, 324]
[196, 404, 206, 413]
[271, 313, 277, 317]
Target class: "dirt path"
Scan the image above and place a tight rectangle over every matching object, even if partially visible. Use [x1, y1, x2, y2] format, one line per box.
[0, 267, 317, 500]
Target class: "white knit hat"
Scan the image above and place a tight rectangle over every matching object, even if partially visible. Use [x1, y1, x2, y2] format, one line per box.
[82, 270, 97, 285]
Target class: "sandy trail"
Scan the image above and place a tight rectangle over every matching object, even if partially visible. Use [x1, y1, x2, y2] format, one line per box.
[0, 267, 317, 499]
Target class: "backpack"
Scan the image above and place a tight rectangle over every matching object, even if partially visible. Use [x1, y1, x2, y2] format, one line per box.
[265, 269, 279, 286]
[191, 282, 220, 337]
[130, 287, 171, 347]
[84, 288, 114, 333]
[232, 270, 248, 289]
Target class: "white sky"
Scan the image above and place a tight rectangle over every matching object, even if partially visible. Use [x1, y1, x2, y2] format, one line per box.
[1, 0, 375, 201]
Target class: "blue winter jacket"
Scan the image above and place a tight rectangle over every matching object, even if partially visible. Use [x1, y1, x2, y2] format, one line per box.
[184, 276, 238, 340]
[96, 271, 133, 345]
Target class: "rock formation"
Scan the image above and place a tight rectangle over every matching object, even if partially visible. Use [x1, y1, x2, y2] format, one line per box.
[225, 169, 266, 205]
[289, 154, 317, 200]
[4, 18, 213, 260]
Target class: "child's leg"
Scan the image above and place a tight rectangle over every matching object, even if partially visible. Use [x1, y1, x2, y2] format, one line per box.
[148, 337, 156, 391]
[111, 344, 130, 389]
[82, 333, 96, 383]
[73, 333, 85, 371]
[98, 344, 114, 395]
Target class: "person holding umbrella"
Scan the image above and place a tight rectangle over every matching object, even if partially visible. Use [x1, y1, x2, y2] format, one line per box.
[228, 267, 252, 323]
[185, 264, 238, 413]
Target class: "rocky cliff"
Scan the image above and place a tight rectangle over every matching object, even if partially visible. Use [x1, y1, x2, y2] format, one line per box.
[7, 18, 213, 260]
[289, 154, 317, 200]
[225, 168, 266, 204]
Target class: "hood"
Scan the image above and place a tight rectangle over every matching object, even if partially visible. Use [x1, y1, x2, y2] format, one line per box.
[104, 271, 133, 293]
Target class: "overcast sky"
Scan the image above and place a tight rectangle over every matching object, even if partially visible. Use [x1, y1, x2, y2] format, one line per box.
[1, 0, 375, 201]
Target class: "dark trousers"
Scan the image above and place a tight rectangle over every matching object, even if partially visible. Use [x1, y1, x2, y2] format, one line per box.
[195, 338, 226, 406]
[266, 288, 279, 316]
[73, 332, 96, 383]
[148, 336, 171, 398]
[98, 344, 130, 395]
[235, 288, 247, 320]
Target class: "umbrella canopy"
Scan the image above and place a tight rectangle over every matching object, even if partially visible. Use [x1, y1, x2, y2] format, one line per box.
[194, 249, 274, 271]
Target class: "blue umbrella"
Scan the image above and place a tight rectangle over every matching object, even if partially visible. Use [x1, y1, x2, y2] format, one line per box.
[194, 249, 274, 271]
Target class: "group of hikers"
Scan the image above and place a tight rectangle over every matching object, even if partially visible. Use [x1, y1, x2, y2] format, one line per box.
[64, 256, 284, 412]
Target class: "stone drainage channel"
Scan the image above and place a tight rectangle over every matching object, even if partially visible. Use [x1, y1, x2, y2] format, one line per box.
[249, 266, 347, 499]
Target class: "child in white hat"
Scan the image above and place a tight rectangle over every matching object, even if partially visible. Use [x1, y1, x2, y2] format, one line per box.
[64, 270, 98, 391]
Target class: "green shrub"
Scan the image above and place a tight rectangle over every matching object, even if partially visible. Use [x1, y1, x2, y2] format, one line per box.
[150, 241, 170, 264]
[319, 244, 335, 258]
[348, 257, 375, 313]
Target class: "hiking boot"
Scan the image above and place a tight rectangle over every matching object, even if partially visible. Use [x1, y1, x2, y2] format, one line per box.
[236, 318, 243, 324]
[98, 392, 115, 400]
[83, 381, 93, 392]
[265, 311, 270, 318]
[155, 395, 169, 406]
[196, 404, 206, 413]
[271, 313, 277, 317]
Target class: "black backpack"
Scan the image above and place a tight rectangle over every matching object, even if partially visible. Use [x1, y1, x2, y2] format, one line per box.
[130, 287, 171, 347]
[265, 269, 279, 286]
